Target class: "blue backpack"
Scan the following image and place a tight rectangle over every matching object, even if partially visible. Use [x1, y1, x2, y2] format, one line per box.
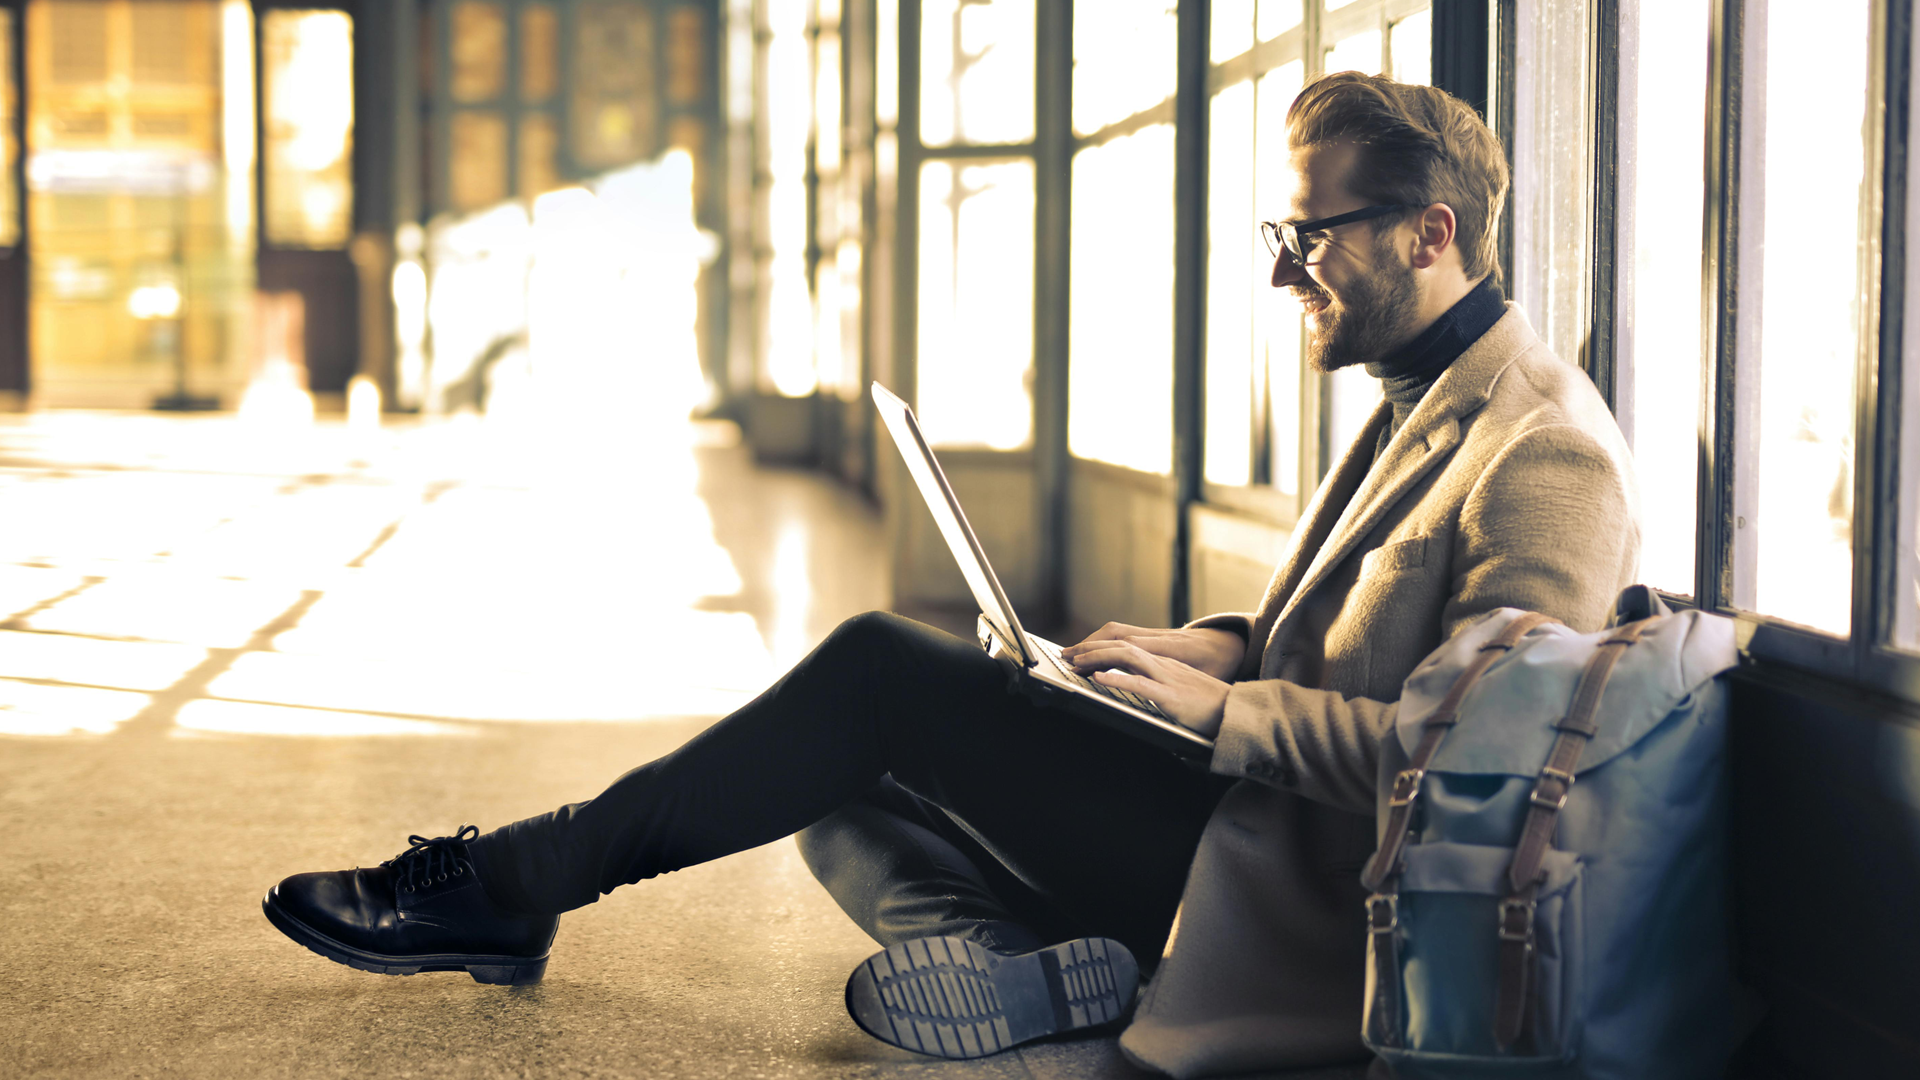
[1359, 589, 1752, 1079]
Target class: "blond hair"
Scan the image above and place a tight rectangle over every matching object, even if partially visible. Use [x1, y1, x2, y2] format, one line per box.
[1286, 71, 1509, 282]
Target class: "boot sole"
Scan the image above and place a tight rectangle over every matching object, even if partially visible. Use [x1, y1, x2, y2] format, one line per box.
[844, 936, 1138, 1059]
[262, 890, 549, 986]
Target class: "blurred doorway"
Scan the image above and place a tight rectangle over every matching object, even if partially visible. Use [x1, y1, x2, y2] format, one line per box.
[25, 0, 255, 407]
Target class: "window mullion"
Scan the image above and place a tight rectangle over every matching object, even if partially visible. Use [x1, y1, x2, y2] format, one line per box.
[1697, 0, 1741, 614]
[1586, 0, 1620, 411]
[1170, 0, 1209, 624]
[1864, 0, 1910, 653]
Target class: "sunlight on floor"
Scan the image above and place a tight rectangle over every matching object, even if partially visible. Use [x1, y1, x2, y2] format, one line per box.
[0, 401, 833, 738]
[0, 409, 788, 739]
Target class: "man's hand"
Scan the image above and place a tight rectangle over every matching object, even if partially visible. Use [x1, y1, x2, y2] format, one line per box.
[1059, 638, 1232, 738]
[1059, 625, 1246, 738]
[1059, 624, 1246, 681]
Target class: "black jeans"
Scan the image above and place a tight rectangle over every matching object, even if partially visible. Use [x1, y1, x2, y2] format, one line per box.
[466, 611, 1231, 962]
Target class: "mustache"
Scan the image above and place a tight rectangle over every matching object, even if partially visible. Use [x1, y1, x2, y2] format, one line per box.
[1289, 286, 1329, 305]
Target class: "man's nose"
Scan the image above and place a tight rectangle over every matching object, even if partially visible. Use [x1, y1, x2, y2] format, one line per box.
[1270, 249, 1306, 288]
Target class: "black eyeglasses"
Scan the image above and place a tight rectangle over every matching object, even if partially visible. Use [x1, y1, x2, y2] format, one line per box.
[1260, 204, 1414, 264]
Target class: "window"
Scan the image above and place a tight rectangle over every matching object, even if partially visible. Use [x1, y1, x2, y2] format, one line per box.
[1068, 0, 1178, 474]
[262, 10, 354, 247]
[917, 158, 1035, 448]
[914, 0, 1036, 447]
[1729, 0, 1872, 637]
[1202, 0, 1430, 503]
[919, 0, 1032, 148]
[763, 0, 814, 396]
[1506, 0, 1594, 380]
[1614, 0, 1710, 597]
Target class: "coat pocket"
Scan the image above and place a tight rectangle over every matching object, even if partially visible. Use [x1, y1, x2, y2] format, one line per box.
[1364, 842, 1584, 1073]
[1359, 535, 1427, 580]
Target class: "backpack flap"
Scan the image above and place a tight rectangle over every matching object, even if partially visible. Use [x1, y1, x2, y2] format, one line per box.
[1393, 608, 1737, 782]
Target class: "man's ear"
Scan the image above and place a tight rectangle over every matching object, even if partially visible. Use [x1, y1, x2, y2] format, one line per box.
[1409, 204, 1458, 270]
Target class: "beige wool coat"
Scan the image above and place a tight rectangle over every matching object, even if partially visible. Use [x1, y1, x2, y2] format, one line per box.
[1118, 305, 1643, 1078]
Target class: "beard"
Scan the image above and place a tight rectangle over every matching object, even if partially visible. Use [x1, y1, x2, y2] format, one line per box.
[1298, 240, 1422, 373]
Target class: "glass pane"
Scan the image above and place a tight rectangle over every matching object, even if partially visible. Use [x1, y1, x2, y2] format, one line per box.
[918, 158, 1034, 448]
[665, 6, 705, 105]
[571, 2, 657, 168]
[1619, 0, 1708, 596]
[1258, 62, 1304, 497]
[815, 29, 842, 167]
[920, 0, 1033, 147]
[1259, 0, 1304, 40]
[263, 9, 354, 247]
[1212, 0, 1254, 63]
[520, 4, 560, 102]
[1324, 28, 1382, 76]
[0, 9, 17, 247]
[29, 0, 250, 400]
[1072, 0, 1177, 137]
[765, 0, 813, 396]
[450, 0, 507, 104]
[1070, 125, 1176, 474]
[1390, 11, 1432, 86]
[1509, 0, 1593, 371]
[518, 113, 561, 196]
[1326, 364, 1381, 464]
[131, 2, 192, 84]
[448, 110, 507, 211]
[876, 0, 898, 127]
[1205, 81, 1256, 486]
[1736, 0, 1870, 635]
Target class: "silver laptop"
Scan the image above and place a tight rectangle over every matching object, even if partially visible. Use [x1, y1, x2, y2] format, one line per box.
[871, 382, 1215, 762]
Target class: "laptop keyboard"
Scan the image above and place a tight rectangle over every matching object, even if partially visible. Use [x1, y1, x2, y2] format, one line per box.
[1034, 638, 1168, 719]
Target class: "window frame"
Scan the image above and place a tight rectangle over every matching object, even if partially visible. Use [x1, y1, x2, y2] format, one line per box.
[1602, 0, 1920, 705]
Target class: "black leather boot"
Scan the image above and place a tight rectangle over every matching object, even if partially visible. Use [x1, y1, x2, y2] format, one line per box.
[262, 825, 558, 985]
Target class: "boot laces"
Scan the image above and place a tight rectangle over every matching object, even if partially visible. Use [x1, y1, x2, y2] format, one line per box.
[383, 824, 478, 894]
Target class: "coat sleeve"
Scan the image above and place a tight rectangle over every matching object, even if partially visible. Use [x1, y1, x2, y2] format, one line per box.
[1206, 422, 1641, 815]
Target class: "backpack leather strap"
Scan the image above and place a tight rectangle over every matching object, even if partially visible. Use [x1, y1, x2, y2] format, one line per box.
[1359, 611, 1557, 1049]
[1361, 611, 1559, 892]
[1492, 618, 1654, 1048]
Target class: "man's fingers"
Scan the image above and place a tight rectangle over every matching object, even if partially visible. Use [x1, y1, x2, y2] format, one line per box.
[1063, 622, 1170, 654]
[1067, 640, 1160, 676]
[1092, 668, 1159, 698]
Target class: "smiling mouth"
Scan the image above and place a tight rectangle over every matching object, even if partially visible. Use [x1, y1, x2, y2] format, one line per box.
[1293, 291, 1331, 315]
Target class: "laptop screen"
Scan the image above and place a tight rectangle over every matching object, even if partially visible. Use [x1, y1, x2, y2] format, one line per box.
[870, 383, 1032, 665]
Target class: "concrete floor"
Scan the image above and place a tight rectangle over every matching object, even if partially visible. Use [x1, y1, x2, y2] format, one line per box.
[0, 411, 1367, 1080]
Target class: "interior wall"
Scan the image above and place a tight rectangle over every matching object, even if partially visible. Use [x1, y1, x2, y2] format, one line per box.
[1729, 671, 1920, 1077]
[891, 452, 1038, 616]
[1187, 501, 1292, 624]
[1064, 458, 1176, 635]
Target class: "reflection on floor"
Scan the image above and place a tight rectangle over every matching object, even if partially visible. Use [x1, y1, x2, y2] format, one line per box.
[0, 411, 1363, 1079]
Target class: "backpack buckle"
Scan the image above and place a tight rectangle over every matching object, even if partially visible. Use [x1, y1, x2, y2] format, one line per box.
[1529, 766, 1576, 811]
[1388, 768, 1425, 807]
[1367, 894, 1399, 934]
[1497, 897, 1536, 943]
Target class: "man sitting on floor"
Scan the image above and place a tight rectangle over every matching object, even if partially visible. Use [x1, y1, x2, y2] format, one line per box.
[262, 72, 1640, 1078]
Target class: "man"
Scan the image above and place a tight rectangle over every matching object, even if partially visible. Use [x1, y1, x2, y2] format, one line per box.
[262, 73, 1638, 1078]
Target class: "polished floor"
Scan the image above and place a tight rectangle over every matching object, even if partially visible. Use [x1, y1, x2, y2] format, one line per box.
[0, 410, 1364, 1080]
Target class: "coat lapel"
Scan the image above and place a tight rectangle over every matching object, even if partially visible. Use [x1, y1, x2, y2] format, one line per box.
[1262, 306, 1536, 643]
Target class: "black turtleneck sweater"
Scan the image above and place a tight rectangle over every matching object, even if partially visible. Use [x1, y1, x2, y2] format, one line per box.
[1366, 275, 1506, 460]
